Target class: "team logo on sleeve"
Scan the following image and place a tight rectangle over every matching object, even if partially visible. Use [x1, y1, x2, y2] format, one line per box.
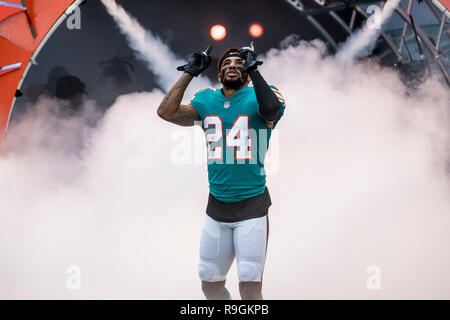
[271, 86, 286, 107]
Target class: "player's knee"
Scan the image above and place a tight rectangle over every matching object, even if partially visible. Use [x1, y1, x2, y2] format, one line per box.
[238, 261, 262, 282]
[198, 261, 218, 281]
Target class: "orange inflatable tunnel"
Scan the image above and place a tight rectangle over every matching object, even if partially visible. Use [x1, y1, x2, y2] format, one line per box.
[0, 0, 81, 152]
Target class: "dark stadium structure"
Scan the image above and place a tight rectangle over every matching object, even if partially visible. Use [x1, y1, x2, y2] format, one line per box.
[282, 0, 450, 85]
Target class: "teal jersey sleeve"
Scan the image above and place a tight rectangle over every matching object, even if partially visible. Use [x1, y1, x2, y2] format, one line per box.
[189, 88, 215, 121]
[269, 85, 286, 128]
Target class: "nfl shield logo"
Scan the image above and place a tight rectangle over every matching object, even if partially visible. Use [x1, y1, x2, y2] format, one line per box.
[224, 101, 230, 109]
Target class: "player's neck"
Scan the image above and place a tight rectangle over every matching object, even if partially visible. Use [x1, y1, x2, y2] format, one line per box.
[222, 84, 248, 99]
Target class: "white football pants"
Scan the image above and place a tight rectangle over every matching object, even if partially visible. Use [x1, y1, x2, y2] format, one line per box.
[198, 214, 269, 283]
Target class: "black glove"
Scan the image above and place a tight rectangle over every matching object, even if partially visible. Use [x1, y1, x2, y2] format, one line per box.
[237, 47, 263, 73]
[177, 46, 212, 77]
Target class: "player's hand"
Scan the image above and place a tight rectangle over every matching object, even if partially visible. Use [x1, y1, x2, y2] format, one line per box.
[238, 46, 263, 73]
[177, 46, 212, 77]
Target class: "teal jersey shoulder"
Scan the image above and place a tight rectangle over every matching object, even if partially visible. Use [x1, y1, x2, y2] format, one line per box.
[190, 85, 286, 202]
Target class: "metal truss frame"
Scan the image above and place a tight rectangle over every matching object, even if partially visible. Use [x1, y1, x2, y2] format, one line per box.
[283, 0, 450, 85]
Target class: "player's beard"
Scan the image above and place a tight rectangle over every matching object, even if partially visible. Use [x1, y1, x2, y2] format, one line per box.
[222, 77, 246, 90]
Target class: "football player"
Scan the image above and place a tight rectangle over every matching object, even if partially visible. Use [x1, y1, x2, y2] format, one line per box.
[157, 45, 286, 300]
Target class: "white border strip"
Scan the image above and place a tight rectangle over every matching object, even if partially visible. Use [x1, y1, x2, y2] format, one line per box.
[432, 0, 450, 19]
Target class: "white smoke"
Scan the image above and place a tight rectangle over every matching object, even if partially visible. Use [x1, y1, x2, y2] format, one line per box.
[336, 0, 402, 65]
[0, 1, 449, 300]
[99, 0, 213, 95]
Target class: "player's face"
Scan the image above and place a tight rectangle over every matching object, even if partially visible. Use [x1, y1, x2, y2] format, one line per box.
[221, 57, 244, 79]
[219, 56, 248, 89]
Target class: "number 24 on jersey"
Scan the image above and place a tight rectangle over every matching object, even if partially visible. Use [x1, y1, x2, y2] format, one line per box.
[203, 115, 252, 161]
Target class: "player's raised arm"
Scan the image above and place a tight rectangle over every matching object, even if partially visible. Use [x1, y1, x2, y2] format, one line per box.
[238, 46, 281, 128]
[157, 72, 199, 126]
[157, 46, 212, 127]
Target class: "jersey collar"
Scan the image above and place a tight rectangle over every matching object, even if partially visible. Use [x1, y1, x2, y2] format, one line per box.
[216, 86, 252, 100]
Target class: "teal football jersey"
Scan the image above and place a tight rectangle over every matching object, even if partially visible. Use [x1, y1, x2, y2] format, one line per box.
[190, 85, 286, 202]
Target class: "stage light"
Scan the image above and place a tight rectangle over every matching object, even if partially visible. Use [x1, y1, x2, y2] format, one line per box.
[210, 24, 227, 41]
[249, 23, 263, 38]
